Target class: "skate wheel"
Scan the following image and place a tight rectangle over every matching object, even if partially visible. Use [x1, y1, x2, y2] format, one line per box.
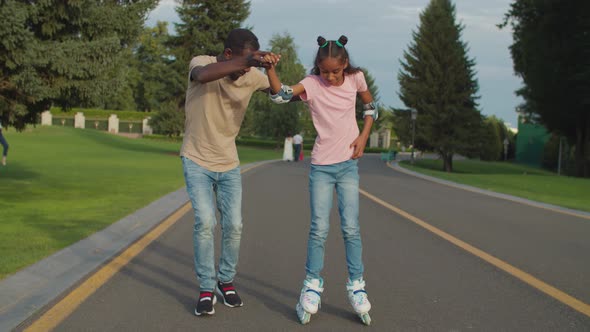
[361, 313, 371, 326]
[296, 303, 311, 324]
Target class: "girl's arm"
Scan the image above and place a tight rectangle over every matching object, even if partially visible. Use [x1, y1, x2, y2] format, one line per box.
[350, 90, 375, 159]
[266, 64, 305, 101]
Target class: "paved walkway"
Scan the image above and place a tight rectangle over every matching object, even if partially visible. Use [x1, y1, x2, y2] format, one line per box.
[3, 156, 590, 331]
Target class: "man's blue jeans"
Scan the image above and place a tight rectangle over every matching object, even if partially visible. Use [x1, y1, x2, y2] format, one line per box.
[182, 157, 242, 292]
[306, 159, 364, 281]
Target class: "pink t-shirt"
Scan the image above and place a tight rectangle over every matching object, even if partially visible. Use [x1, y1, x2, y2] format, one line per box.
[299, 71, 368, 165]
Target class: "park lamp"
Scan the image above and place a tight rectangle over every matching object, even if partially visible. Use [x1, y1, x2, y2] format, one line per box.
[410, 108, 418, 164]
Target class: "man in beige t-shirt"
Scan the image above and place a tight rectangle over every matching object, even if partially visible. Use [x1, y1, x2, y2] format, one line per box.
[180, 28, 279, 316]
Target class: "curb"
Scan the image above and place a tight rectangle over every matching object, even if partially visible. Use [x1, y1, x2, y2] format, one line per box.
[0, 160, 277, 332]
[389, 162, 590, 220]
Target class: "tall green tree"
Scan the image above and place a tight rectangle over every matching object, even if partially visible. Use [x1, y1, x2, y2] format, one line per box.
[244, 33, 306, 141]
[398, 0, 481, 172]
[0, 0, 156, 130]
[500, 0, 590, 177]
[480, 116, 503, 161]
[169, 0, 251, 64]
[133, 22, 183, 112]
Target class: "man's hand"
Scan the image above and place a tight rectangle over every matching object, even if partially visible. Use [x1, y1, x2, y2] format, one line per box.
[350, 134, 369, 159]
[247, 51, 280, 68]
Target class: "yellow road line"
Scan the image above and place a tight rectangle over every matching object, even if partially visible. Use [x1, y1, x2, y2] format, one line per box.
[389, 163, 590, 221]
[360, 188, 590, 318]
[25, 162, 268, 332]
[24, 203, 192, 332]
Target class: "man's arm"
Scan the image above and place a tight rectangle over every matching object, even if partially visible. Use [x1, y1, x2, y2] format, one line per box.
[191, 51, 272, 84]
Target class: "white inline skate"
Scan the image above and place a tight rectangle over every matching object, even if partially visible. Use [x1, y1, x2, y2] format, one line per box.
[295, 278, 324, 324]
[346, 278, 372, 325]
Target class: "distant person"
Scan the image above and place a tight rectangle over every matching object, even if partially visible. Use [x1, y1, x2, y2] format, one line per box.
[283, 134, 294, 161]
[180, 28, 279, 316]
[293, 133, 303, 161]
[0, 120, 8, 166]
[265, 35, 377, 325]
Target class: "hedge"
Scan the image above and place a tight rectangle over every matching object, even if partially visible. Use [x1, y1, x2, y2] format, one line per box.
[50, 107, 153, 121]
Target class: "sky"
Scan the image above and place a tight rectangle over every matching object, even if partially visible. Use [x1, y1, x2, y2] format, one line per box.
[147, 0, 522, 129]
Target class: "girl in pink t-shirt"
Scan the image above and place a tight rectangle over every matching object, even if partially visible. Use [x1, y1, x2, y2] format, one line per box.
[265, 35, 377, 325]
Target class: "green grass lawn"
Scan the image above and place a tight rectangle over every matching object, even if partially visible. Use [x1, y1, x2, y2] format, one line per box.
[400, 159, 590, 213]
[0, 126, 281, 279]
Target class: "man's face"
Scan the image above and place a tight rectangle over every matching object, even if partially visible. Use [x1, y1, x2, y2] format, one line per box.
[226, 48, 255, 81]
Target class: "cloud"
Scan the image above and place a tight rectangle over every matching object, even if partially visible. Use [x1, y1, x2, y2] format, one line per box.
[157, 0, 175, 7]
[382, 4, 424, 21]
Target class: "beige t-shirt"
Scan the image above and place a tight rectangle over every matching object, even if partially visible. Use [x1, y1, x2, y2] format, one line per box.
[180, 55, 269, 172]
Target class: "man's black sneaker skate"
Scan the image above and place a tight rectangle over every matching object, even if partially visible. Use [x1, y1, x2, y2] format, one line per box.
[195, 291, 217, 316]
[216, 281, 243, 307]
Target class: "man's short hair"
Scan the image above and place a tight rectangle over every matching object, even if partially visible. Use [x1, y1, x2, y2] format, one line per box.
[225, 28, 260, 53]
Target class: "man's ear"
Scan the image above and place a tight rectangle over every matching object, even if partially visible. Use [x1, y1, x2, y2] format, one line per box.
[223, 48, 233, 60]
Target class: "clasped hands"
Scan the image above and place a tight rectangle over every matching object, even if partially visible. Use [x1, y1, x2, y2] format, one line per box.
[247, 51, 281, 69]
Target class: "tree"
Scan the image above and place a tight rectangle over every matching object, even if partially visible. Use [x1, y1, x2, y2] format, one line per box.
[149, 101, 185, 137]
[169, 0, 251, 64]
[132, 22, 183, 112]
[0, 0, 156, 130]
[244, 33, 306, 141]
[480, 116, 503, 161]
[500, 0, 590, 177]
[398, 0, 481, 172]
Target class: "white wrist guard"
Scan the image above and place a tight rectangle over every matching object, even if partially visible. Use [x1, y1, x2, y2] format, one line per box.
[270, 84, 294, 104]
[363, 102, 378, 120]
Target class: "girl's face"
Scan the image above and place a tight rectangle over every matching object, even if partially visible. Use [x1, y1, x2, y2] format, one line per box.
[318, 57, 348, 86]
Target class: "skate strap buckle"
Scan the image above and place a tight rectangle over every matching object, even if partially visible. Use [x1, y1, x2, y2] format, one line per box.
[305, 289, 322, 297]
[353, 289, 367, 295]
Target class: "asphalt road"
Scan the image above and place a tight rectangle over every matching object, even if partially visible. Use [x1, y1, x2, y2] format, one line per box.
[20, 155, 590, 331]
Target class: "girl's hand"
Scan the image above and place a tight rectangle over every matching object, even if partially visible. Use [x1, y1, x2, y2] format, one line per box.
[247, 51, 280, 69]
[350, 134, 369, 159]
[263, 53, 280, 68]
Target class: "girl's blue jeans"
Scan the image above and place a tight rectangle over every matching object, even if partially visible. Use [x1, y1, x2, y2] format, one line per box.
[306, 159, 364, 282]
[182, 157, 242, 292]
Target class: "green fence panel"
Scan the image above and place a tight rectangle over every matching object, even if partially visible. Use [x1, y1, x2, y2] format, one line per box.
[52, 117, 74, 127]
[85, 119, 108, 131]
[516, 121, 550, 167]
[119, 121, 143, 134]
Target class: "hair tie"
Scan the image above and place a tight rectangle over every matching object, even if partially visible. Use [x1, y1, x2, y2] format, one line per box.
[320, 41, 329, 48]
[335, 40, 344, 47]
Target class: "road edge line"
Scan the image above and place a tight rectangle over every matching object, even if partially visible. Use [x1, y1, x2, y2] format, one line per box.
[22, 161, 273, 331]
[360, 188, 590, 318]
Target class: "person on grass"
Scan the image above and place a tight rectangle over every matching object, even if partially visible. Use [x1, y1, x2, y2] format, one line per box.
[0, 120, 9, 166]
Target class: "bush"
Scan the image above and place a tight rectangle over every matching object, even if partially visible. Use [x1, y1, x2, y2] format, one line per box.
[149, 102, 184, 137]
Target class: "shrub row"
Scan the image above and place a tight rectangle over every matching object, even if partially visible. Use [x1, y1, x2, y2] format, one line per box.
[49, 107, 154, 121]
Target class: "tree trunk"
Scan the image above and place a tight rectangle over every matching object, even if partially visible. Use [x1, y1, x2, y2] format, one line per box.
[441, 152, 453, 173]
